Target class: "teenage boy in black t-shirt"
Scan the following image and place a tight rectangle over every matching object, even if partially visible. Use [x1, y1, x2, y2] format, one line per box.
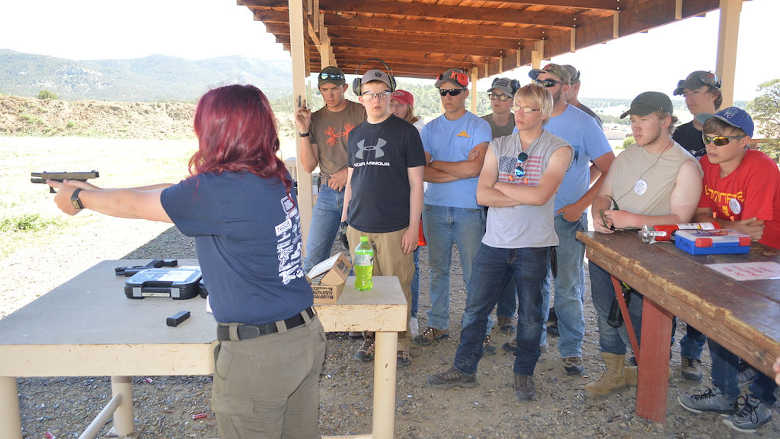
[341, 70, 426, 366]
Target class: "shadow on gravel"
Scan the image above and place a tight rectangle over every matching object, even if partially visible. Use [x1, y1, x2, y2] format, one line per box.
[121, 226, 197, 260]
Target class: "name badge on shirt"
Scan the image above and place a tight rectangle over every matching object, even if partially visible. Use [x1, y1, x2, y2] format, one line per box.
[729, 198, 742, 215]
[633, 179, 648, 196]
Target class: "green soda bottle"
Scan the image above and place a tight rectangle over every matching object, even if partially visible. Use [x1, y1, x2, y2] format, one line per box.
[354, 236, 374, 291]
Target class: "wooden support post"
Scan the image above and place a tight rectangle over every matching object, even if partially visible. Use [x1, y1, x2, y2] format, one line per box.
[570, 27, 576, 52]
[313, 0, 320, 33]
[470, 66, 478, 114]
[531, 40, 544, 69]
[675, 0, 684, 20]
[372, 331, 398, 439]
[110, 376, 134, 436]
[636, 299, 674, 423]
[0, 377, 21, 439]
[498, 50, 503, 73]
[613, 12, 620, 39]
[289, 0, 313, 243]
[516, 45, 523, 66]
[716, 0, 743, 108]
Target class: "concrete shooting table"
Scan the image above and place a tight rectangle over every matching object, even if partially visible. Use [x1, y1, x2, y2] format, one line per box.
[0, 259, 407, 439]
[577, 231, 780, 423]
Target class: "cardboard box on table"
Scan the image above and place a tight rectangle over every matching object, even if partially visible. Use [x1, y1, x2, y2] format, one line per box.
[307, 252, 352, 304]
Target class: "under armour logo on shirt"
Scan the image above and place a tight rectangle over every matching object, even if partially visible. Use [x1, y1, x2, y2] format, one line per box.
[356, 138, 387, 159]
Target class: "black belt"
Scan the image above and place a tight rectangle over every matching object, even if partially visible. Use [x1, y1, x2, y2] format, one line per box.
[217, 307, 315, 341]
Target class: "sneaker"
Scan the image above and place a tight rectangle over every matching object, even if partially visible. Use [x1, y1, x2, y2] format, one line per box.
[497, 316, 515, 336]
[428, 367, 478, 389]
[397, 350, 411, 368]
[502, 339, 517, 355]
[513, 374, 536, 401]
[678, 387, 737, 415]
[354, 332, 375, 362]
[562, 357, 584, 376]
[723, 396, 772, 432]
[413, 327, 449, 346]
[546, 322, 559, 337]
[680, 357, 703, 382]
[737, 364, 759, 386]
[483, 335, 496, 356]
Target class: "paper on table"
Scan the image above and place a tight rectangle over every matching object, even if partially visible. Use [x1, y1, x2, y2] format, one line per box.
[705, 261, 780, 281]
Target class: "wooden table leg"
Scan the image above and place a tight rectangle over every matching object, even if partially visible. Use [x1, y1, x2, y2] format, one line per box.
[110, 376, 135, 437]
[636, 298, 673, 423]
[372, 331, 398, 439]
[0, 376, 22, 439]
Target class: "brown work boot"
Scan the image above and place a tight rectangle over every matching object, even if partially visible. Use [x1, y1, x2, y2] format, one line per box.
[585, 352, 632, 397]
[428, 367, 478, 389]
[354, 332, 375, 362]
[681, 356, 703, 382]
[562, 357, 584, 376]
[413, 326, 449, 346]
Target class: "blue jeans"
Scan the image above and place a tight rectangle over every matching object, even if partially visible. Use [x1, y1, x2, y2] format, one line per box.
[422, 205, 485, 330]
[709, 339, 777, 404]
[302, 186, 344, 274]
[454, 244, 550, 376]
[539, 214, 587, 357]
[677, 323, 706, 360]
[411, 248, 420, 317]
[588, 261, 643, 355]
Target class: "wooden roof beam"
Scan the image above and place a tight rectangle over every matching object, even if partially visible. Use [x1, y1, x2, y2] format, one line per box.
[498, 0, 620, 10]
[318, 0, 580, 29]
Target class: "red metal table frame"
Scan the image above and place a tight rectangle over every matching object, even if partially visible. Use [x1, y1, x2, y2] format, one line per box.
[577, 231, 780, 423]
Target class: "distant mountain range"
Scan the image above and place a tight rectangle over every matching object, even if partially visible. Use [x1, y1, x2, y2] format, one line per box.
[0, 49, 292, 102]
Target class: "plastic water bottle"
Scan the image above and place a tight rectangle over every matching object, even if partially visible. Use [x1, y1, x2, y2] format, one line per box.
[354, 236, 374, 291]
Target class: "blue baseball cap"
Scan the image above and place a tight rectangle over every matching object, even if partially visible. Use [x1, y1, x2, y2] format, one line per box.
[695, 106, 754, 137]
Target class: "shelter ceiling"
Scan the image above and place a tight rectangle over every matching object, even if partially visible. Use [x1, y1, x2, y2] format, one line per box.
[241, 0, 721, 79]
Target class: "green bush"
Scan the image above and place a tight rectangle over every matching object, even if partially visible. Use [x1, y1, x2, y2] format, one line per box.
[622, 136, 635, 148]
[37, 90, 58, 100]
[0, 214, 61, 233]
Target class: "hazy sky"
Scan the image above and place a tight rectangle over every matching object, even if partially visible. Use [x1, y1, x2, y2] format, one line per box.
[1, 0, 778, 100]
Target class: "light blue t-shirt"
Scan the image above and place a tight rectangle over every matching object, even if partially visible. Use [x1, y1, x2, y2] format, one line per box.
[421, 111, 492, 209]
[544, 104, 612, 211]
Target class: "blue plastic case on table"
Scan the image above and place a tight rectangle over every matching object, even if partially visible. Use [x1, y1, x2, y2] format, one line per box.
[674, 229, 751, 255]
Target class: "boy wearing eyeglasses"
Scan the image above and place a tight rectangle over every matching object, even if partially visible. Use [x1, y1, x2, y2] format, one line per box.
[677, 107, 778, 432]
[428, 83, 573, 401]
[295, 66, 367, 274]
[512, 63, 614, 377]
[341, 70, 426, 367]
[414, 68, 492, 347]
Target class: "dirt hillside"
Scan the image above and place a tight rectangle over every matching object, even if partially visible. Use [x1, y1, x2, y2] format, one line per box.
[0, 95, 196, 139]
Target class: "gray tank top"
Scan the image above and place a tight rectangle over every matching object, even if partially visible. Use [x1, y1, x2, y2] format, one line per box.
[482, 130, 572, 248]
[610, 141, 701, 216]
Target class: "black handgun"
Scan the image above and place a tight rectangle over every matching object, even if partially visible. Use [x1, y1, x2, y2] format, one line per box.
[115, 259, 178, 277]
[31, 170, 99, 193]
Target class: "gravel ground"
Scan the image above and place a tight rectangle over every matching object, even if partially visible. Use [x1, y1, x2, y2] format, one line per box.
[4, 222, 778, 438]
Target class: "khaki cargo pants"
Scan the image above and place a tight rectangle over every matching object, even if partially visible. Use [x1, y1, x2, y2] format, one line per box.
[212, 315, 326, 439]
[346, 225, 414, 352]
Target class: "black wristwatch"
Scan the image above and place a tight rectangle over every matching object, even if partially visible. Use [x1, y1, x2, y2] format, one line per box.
[70, 188, 84, 210]
[298, 131, 311, 137]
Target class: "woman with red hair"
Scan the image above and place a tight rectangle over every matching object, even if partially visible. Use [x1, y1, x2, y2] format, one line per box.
[49, 84, 325, 438]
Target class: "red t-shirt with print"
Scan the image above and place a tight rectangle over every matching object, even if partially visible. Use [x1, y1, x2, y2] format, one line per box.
[698, 149, 780, 248]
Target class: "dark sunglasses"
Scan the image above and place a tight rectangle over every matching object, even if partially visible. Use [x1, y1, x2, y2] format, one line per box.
[702, 134, 744, 147]
[318, 72, 344, 81]
[534, 79, 560, 88]
[439, 88, 465, 97]
[514, 152, 528, 178]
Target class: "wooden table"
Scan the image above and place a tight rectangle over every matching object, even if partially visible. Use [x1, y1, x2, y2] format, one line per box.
[577, 231, 780, 423]
[0, 259, 406, 439]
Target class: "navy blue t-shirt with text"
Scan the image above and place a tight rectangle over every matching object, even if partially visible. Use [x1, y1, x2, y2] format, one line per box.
[161, 171, 312, 325]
